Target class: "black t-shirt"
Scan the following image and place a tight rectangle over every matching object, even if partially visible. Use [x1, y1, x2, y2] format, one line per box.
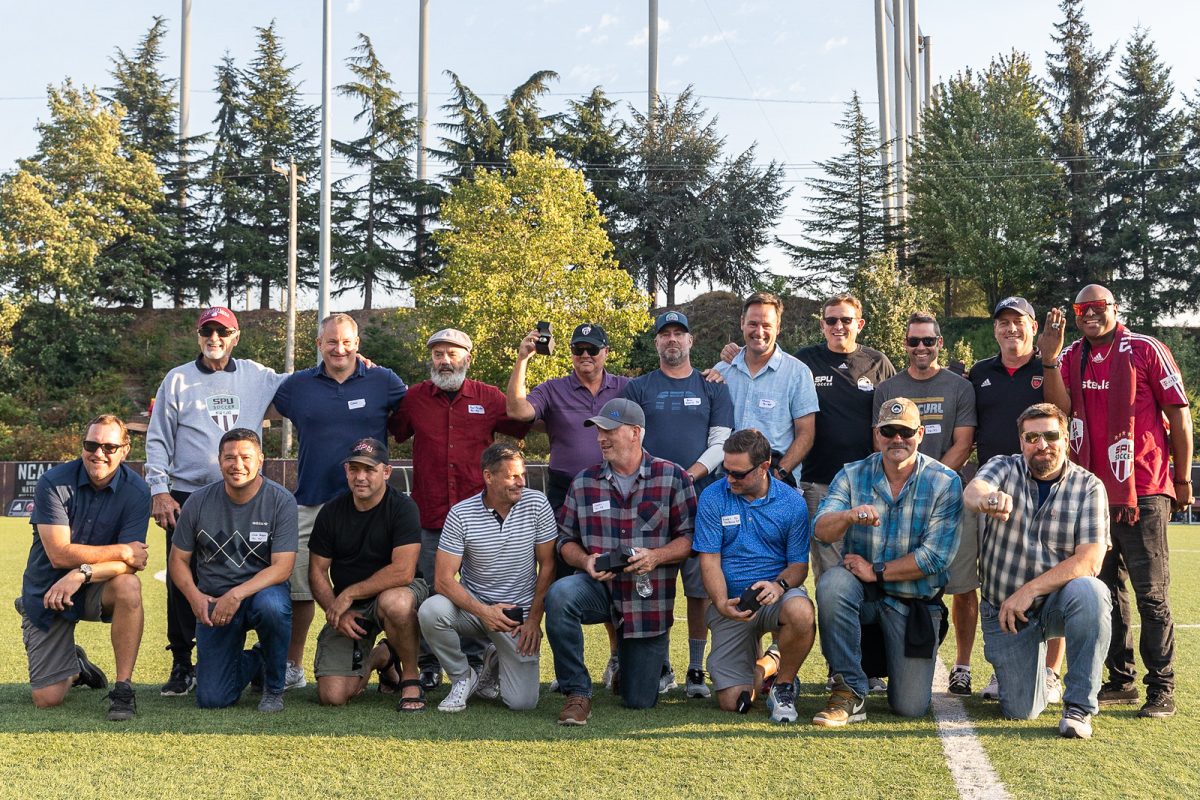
[308, 486, 422, 596]
[795, 343, 896, 484]
[968, 353, 1044, 466]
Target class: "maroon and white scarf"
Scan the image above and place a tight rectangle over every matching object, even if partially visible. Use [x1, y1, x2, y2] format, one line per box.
[1067, 323, 1139, 523]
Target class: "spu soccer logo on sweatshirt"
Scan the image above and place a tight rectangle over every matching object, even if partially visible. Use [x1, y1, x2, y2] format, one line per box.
[205, 394, 241, 431]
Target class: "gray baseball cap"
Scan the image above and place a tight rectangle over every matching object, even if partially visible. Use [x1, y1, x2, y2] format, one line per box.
[584, 398, 646, 430]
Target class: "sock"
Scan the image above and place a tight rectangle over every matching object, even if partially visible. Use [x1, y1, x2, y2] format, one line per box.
[688, 638, 707, 672]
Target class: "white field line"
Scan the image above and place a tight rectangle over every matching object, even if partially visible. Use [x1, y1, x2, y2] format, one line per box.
[154, 569, 167, 583]
[931, 659, 1012, 800]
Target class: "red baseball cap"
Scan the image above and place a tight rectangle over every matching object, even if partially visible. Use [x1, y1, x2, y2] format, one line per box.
[197, 307, 239, 331]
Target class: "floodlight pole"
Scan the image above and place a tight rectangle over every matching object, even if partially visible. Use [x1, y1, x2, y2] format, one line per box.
[179, 0, 192, 307]
[318, 0, 332, 330]
[874, 0, 892, 227]
[272, 159, 306, 456]
[416, 0, 430, 274]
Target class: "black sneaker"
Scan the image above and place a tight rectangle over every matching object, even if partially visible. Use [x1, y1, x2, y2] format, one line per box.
[947, 665, 972, 696]
[1097, 681, 1139, 706]
[419, 667, 442, 691]
[106, 680, 136, 721]
[160, 661, 196, 696]
[72, 645, 108, 690]
[1137, 690, 1176, 718]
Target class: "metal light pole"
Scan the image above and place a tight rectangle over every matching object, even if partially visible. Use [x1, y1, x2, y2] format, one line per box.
[179, 0, 192, 306]
[648, 0, 659, 121]
[416, 0, 429, 273]
[923, 35, 932, 108]
[909, 0, 920, 140]
[272, 159, 306, 456]
[318, 0, 332, 331]
[892, 0, 907, 228]
[874, 0, 892, 226]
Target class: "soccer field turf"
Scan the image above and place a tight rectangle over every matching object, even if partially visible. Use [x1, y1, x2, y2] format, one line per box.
[1, 518, 1197, 799]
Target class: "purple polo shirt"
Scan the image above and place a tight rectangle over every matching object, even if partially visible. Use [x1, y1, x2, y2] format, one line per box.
[527, 370, 630, 476]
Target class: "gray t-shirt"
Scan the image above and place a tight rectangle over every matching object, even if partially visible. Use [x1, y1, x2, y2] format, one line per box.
[872, 368, 976, 462]
[173, 478, 299, 596]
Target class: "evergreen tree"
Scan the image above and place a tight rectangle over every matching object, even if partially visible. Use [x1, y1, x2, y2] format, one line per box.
[240, 21, 319, 309]
[1176, 85, 1200, 316]
[106, 16, 180, 308]
[332, 33, 429, 309]
[618, 87, 787, 305]
[1103, 27, 1185, 326]
[555, 87, 630, 226]
[1045, 0, 1114, 294]
[907, 53, 1061, 312]
[781, 91, 893, 296]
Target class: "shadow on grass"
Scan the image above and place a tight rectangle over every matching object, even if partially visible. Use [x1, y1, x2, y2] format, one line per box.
[0, 681, 1017, 744]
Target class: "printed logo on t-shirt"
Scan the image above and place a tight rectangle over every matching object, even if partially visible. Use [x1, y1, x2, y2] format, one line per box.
[1161, 372, 1182, 392]
[1031, 376, 1043, 390]
[838, 362, 849, 370]
[980, 378, 992, 388]
[1081, 379, 1109, 390]
[856, 376, 874, 392]
[205, 394, 241, 431]
[347, 398, 366, 409]
[1108, 437, 1133, 483]
[814, 375, 833, 387]
[468, 404, 485, 414]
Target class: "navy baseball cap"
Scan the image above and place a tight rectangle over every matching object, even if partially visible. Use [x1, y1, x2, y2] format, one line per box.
[571, 323, 609, 348]
[584, 398, 646, 430]
[993, 296, 1035, 319]
[654, 310, 689, 333]
[342, 438, 389, 467]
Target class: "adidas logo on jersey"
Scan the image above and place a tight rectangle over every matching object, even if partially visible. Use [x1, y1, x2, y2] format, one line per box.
[980, 378, 991, 387]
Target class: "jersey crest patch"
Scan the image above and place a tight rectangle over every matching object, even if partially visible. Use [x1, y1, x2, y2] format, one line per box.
[1031, 375, 1043, 390]
[205, 394, 241, 431]
[1108, 437, 1133, 483]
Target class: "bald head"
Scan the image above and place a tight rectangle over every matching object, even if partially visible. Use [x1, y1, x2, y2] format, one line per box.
[1074, 284, 1115, 304]
[1072, 283, 1118, 342]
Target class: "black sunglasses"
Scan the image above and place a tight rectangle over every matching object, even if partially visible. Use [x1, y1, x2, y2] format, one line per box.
[905, 336, 938, 347]
[724, 461, 766, 480]
[571, 344, 601, 357]
[198, 326, 236, 338]
[1021, 430, 1064, 444]
[823, 316, 856, 327]
[83, 440, 128, 455]
[877, 425, 918, 440]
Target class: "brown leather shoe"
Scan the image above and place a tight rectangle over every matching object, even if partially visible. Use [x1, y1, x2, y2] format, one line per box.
[558, 694, 592, 726]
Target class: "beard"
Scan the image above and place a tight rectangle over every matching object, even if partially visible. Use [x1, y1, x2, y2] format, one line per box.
[430, 361, 468, 392]
[660, 346, 690, 368]
[1027, 451, 1065, 480]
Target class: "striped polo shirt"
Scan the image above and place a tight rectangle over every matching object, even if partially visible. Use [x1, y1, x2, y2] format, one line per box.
[439, 489, 557, 607]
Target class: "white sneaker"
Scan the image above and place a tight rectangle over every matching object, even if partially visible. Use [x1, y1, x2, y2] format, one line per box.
[769, 680, 799, 723]
[868, 677, 887, 695]
[981, 674, 1000, 700]
[659, 666, 677, 694]
[602, 655, 619, 689]
[1059, 703, 1093, 739]
[284, 661, 307, 691]
[438, 670, 479, 713]
[475, 645, 500, 700]
[1045, 667, 1063, 705]
[685, 668, 711, 699]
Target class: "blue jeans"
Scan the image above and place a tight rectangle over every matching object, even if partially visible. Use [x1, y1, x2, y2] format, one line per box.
[816, 565, 942, 718]
[545, 573, 669, 709]
[195, 583, 291, 708]
[981, 576, 1111, 718]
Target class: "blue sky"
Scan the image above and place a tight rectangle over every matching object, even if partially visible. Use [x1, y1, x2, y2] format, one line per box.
[4, 1, 1200, 313]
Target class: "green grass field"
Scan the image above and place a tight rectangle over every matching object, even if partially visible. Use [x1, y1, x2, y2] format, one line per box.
[2, 518, 1198, 800]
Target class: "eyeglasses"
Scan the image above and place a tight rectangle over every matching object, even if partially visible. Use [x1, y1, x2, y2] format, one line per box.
[823, 316, 856, 327]
[571, 344, 601, 357]
[83, 441, 128, 455]
[905, 336, 938, 348]
[1021, 430, 1064, 444]
[877, 425, 918, 440]
[198, 326, 236, 338]
[724, 461, 766, 480]
[1072, 300, 1114, 317]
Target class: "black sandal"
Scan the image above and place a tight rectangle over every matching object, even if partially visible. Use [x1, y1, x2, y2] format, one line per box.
[376, 638, 401, 694]
[396, 679, 426, 712]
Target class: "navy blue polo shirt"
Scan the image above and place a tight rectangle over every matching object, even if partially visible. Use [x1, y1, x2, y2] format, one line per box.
[272, 361, 407, 506]
[22, 461, 151, 631]
[967, 353, 1044, 465]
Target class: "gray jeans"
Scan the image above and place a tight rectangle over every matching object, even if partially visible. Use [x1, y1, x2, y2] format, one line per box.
[418, 527, 484, 671]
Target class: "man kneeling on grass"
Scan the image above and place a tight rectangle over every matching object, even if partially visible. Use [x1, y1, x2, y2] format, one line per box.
[18, 414, 150, 722]
[309, 438, 427, 710]
[170, 428, 297, 712]
[694, 429, 815, 723]
[967, 403, 1111, 739]
[418, 443, 557, 712]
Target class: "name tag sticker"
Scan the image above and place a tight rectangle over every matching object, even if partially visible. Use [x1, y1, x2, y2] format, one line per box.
[924, 423, 942, 434]
[758, 398, 776, 409]
[683, 397, 701, 406]
[721, 514, 741, 526]
[249, 530, 269, 543]
[592, 500, 611, 513]
[347, 398, 366, 410]
[468, 404, 485, 414]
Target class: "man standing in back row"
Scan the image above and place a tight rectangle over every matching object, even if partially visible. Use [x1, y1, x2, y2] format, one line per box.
[1040, 283, 1193, 718]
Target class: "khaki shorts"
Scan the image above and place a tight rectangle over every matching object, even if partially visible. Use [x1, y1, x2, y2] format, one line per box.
[313, 579, 430, 678]
[20, 583, 108, 690]
[945, 509, 981, 595]
[290, 503, 324, 601]
[705, 587, 810, 691]
[681, 555, 706, 599]
[801, 482, 843, 580]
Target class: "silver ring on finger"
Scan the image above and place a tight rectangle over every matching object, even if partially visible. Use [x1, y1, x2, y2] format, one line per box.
[988, 496, 998, 507]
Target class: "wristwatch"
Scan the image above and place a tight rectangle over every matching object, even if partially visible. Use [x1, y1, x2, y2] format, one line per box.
[776, 577, 790, 591]
[78, 564, 93, 584]
[872, 562, 886, 583]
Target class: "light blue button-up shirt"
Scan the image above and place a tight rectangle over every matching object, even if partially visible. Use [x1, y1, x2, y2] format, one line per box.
[714, 346, 819, 479]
